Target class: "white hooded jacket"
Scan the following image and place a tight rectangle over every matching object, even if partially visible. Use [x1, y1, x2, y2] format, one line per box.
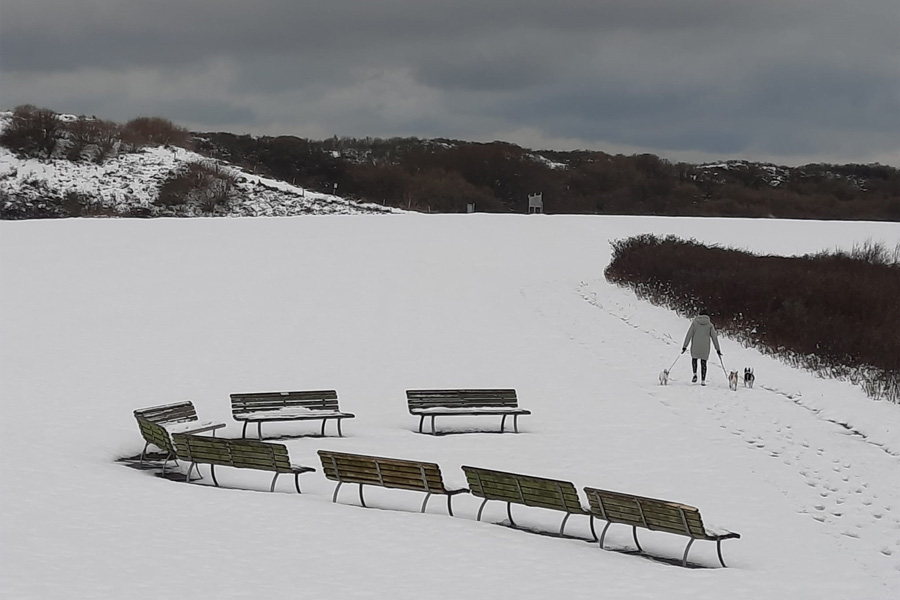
[683, 314, 721, 360]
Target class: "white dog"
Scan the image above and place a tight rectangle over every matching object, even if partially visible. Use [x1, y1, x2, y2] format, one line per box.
[728, 371, 739, 391]
[659, 369, 669, 386]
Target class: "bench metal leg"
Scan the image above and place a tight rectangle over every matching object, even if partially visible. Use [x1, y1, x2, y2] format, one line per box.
[447, 495, 455, 517]
[337, 419, 344, 437]
[682, 538, 695, 567]
[507, 502, 516, 527]
[270, 473, 280, 493]
[257, 422, 263, 440]
[161, 452, 175, 475]
[210, 464, 219, 487]
[632, 526, 642, 552]
[476, 498, 489, 521]
[320, 419, 327, 437]
[241, 422, 249, 439]
[559, 513, 571, 536]
[513, 415, 520, 433]
[420, 492, 432, 513]
[716, 540, 728, 568]
[599, 522, 612, 548]
[500, 415, 507, 433]
[294, 474, 302, 494]
[332, 481, 343, 503]
[358, 484, 367, 507]
[431, 415, 437, 435]
[589, 516, 599, 541]
[185, 462, 197, 483]
[139, 442, 150, 467]
[418, 416, 425, 434]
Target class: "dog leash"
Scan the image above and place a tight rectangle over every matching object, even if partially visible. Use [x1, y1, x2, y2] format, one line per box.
[667, 354, 682, 372]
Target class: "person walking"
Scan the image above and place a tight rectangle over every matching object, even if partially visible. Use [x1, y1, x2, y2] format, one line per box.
[682, 311, 722, 386]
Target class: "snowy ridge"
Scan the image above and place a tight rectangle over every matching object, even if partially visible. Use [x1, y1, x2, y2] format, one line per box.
[0, 111, 403, 217]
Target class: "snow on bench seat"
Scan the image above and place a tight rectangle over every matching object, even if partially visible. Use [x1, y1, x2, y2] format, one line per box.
[406, 389, 531, 435]
[231, 390, 355, 439]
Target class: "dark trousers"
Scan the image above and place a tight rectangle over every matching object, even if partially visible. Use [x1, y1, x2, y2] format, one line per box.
[692, 358, 708, 380]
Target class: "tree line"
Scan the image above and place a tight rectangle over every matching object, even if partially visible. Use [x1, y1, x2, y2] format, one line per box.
[2, 105, 899, 220]
[196, 132, 900, 220]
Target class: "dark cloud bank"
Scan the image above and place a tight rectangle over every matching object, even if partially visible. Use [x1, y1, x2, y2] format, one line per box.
[2, 0, 898, 165]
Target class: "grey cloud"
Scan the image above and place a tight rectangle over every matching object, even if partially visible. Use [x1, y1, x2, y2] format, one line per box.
[1, 0, 897, 164]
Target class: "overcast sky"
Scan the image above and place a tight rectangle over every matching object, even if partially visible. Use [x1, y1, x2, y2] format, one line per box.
[2, 0, 898, 166]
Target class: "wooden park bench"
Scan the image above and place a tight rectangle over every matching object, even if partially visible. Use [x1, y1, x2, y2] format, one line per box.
[462, 465, 589, 536]
[583, 487, 741, 567]
[407, 389, 531, 435]
[318, 450, 469, 515]
[133, 401, 226, 470]
[231, 390, 355, 439]
[172, 434, 315, 493]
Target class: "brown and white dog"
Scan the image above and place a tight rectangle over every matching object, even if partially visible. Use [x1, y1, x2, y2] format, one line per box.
[728, 371, 739, 391]
[659, 369, 670, 386]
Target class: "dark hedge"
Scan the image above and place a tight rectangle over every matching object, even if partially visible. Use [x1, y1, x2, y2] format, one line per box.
[604, 235, 900, 402]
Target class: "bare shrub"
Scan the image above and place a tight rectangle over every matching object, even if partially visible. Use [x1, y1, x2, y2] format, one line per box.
[156, 161, 239, 214]
[63, 117, 103, 161]
[605, 234, 900, 403]
[121, 116, 192, 152]
[94, 120, 121, 162]
[1, 105, 61, 159]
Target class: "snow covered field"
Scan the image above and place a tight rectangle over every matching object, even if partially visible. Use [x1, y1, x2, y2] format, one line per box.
[1, 214, 898, 599]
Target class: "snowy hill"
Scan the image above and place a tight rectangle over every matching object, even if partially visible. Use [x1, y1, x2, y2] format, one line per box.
[1, 214, 899, 600]
[0, 111, 401, 218]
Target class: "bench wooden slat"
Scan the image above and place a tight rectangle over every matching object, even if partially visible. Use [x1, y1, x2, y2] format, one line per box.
[320, 466, 447, 488]
[137, 418, 175, 453]
[583, 486, 740, 567]
[171, 434, 315, 489]
[231, 391, 340, 415]
[134, 401, 199, 424]
[406, 389, 530, 434]
[230, 390, 354, 438]
[317, 450, 468, 513]
[585, 488, 709, 534]
[462, 466, 588, 517]
[469, 473, 583, 496]
[134, 402, 227, 471]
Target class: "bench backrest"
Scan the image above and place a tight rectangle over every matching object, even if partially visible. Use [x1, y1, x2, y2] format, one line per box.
[134, 401, 198, 425]
[407, 389, 519, 411]
[318, 450, 450, 493]
[230, 439, 292, 473]
[231, 390, 340, 416]
[179, 435, 233, 467]
[172, 435, 293, 473]
[136, 417, 176, 454]
[583, 487, 707, 538]
[462, 465, 586, 514]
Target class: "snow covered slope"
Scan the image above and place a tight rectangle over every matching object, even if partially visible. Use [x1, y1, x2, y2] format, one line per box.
[0, 111, 401, 217]
[1, 215, 898, 600]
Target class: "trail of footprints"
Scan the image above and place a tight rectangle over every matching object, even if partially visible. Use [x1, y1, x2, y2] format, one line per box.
[707, 396, 900, 566]
[533, 282, 900, 570]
